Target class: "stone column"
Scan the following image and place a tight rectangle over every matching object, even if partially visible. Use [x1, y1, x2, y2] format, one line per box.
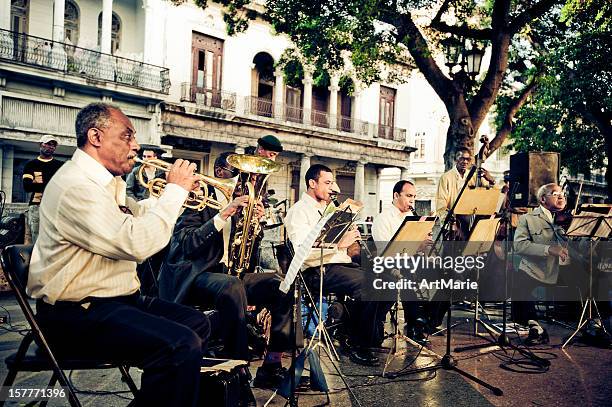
[53, 0, 65, 42]
[376, 167, 384, 214]
[1, 145, 14, 203]
[302, 68, 313, 125]
[354, 159, 366, 203]
[101, 0, 113, 54]
[0, 0, 10, 31]
[328, 75, 339, 130]
[298, 153, 312, 197]
[274, 66, 284, 119]
[401, 167, 410, 180]
[142, 0, 157, 64]
[352, 89, 362, 134]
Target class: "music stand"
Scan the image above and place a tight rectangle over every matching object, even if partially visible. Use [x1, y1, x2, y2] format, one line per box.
[380, 216, 435, 376]
[393, 166, 503, 396]
[562, 213, 612, 349]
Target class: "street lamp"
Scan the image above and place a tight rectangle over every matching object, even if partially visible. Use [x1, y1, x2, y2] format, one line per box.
[464, 43, 485, 81]
[441, 35, 463, 68]
[441, 33, 485, 84]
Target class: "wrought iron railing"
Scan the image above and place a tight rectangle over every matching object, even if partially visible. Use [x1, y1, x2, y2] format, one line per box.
[249, 96, 274, 117]
[311, 109, 329, 128]
[377, 124, 406, 142]
[0, 28, 170, 93]
[181, 83, 236, 111]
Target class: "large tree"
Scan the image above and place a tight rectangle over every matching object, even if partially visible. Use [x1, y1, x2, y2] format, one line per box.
[177, 0, 563, 168]
[494, 3, 611, 194]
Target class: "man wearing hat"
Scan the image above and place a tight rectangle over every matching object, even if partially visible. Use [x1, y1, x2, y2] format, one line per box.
[246, 134, 283, 161]
[126, 145, 166, 201]
[22, 135, 64, 243]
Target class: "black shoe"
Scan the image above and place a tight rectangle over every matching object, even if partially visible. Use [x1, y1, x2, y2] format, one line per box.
[349, 347, 380, 366]
[253, 364, 287, 389]
[525, 321, 549, 346]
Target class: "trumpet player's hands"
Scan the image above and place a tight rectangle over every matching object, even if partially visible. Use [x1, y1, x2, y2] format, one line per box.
[220, 195, 250, 220]
[337, 228, 361, 249]
[166, 159, 199, 192]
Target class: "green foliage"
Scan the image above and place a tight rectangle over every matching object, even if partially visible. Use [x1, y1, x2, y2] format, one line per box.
[497, 26, 611, 176]
[339, 75, 355, 95]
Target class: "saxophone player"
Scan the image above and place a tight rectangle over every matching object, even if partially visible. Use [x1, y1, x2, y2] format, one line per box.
[158, 152, 293, 393]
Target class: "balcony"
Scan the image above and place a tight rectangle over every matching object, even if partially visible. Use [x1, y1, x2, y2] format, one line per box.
[181, 83, 236, 111]
[377, 124, 406, 142]
[0, 29, 170, 93]
[179, 87, 407, 142]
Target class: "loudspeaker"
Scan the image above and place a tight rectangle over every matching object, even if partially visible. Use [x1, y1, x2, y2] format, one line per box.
[509, 152, 560, 207]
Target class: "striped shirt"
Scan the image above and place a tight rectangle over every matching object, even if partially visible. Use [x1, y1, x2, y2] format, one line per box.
[27, 149, 187, 304]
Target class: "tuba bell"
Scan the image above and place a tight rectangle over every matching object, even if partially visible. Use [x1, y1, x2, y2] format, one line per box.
[133, 157, 235, 211]
[226, 154, 283, 277]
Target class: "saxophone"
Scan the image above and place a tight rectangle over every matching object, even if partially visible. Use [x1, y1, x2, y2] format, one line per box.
[226, 154, 282, 277]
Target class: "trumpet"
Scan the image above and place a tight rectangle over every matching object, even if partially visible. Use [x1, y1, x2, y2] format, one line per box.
[133, 157, 236, 211]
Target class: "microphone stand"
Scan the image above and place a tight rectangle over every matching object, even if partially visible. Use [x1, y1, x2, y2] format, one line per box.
[453, 181, 551, 368]
[393, 164, 503, 396]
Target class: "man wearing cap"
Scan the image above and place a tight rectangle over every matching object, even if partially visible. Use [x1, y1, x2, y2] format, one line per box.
[22, 135, 64, 243]
[246, 134, 283, 161]
[126, 147, 166, 201]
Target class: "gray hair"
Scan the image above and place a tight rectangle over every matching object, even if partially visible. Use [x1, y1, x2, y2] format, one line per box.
[75, 103, 117, 148]
[536, 183, 559, 202]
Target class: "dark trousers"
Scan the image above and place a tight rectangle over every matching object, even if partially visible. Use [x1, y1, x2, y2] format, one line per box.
[36, 294, 210, 407]
[511, 269, 551, 325]
[304, 263, 392, 347]
[190, 271, 292, 360]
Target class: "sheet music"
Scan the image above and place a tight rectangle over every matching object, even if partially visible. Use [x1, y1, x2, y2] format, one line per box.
[279, 213, 333, 293]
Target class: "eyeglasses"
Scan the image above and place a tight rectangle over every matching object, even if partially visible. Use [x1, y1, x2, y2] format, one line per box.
[547, 192, 567, 198]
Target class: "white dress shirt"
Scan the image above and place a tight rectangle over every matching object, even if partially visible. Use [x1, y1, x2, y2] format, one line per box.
[284, 193, 351, 268]
[371, 204, 413, 252]
[27, 149, 188, 304]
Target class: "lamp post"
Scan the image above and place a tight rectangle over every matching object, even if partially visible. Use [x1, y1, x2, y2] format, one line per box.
[442, 33, 485, 84]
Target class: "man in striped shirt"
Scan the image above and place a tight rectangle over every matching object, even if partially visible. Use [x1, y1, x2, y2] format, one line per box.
[27, 103, 209, 407]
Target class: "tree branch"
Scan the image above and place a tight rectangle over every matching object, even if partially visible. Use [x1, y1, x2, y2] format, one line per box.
[486, 75, 540, 157]
[430, 0, 493, 40]
[509, 0, 562, 34]
[468, 0, 513, 130]
[388, 12, 454, 105]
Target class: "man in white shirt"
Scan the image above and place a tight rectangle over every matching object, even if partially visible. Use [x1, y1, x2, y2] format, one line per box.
[513, 183, 570, 345]
[285, 164, 391, 366]
[372, 180, 432, 343]
[27, 103, 209, 407]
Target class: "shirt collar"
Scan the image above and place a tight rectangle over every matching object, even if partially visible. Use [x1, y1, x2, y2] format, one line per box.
[391, 204, 413, 217]
[302, 192, 327, 210]
[452, 166, 468, 181]
[72, 149, 127, 204]
[539, 205, 554, 223]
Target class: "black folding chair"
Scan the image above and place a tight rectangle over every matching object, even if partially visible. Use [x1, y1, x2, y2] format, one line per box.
[0, 244, 138, 407]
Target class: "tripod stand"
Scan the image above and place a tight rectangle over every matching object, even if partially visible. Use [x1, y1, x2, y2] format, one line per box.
[562, 214, 611, 349]
[385, 164, 503, 395]
[274, 208, 362, 407]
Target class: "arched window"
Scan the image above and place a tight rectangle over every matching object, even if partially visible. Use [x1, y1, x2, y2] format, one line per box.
[10, 0, 29, 34]
[251, 52, 275, 117]
[64, 0, 79, 44]
[97, 12, 121, 54]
